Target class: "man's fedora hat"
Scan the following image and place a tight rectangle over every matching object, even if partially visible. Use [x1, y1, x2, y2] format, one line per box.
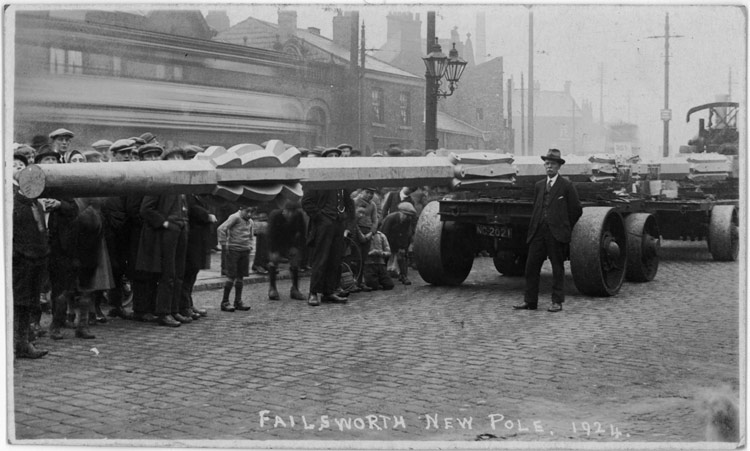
[541, 148, 566, 165]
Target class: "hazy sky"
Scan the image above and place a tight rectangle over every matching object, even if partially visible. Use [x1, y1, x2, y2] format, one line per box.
[209, 3, 745, 159]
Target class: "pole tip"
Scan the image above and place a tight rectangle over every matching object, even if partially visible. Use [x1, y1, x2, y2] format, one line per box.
[18, 164, 46, 199]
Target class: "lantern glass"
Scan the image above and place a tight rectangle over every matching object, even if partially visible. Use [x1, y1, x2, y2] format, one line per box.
[444, 57, 467, 83]
[444, 43, 467, 83]
[422, 51, 448, 78]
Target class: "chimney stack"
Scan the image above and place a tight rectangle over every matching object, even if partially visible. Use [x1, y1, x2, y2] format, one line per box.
[278, 10, 297, 42]
[332, 11, 359, 71]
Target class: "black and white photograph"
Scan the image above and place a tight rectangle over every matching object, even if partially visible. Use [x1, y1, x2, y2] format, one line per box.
[4, 2, 745, 448]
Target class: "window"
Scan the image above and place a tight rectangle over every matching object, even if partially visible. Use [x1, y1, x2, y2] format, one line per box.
[173, 66, 183, 81]
[67, 50, 82, 74]
[399, 92, 411, 126]
[156, 64, 166, 79]
[50, 48, 82, 74]
[371, 88, 384, 123]
[50, 48, 65, 74]
[476, 107, 484, 121]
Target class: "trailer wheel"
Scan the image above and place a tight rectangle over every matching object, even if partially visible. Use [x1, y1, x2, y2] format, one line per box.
[570, 207, 627, 296]
[624, 213, 660, 282]
[493, 251, 526, 276]
[708, 205, 739, 261]
[413, 201, 474, 286]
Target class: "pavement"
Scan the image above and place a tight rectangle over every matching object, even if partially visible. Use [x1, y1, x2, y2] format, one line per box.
[10, 240, 741, 446]
[193, 250, 304, 292]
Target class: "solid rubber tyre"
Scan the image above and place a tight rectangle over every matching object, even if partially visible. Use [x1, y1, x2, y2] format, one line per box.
[708, 205, 739, 261]
[570, 207, 627, 296]
[624, 213, 660, 282]
[413, 201, 474, 286]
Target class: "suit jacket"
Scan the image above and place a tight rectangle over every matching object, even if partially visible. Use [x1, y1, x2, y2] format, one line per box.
[526, 175, 582, 244]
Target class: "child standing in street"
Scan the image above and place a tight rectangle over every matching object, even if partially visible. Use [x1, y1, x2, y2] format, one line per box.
[217, 206, 254, 312]
[363, 229, 395, 291]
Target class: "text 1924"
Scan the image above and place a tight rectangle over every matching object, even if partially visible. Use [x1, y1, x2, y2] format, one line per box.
[571, 421, 628, 438]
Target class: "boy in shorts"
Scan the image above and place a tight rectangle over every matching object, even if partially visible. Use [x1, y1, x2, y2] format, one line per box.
[217, 206, 254, 312]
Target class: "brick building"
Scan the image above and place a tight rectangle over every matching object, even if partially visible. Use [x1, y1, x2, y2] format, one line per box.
[11, 8, 425, 154]
[215, 10, 426, 154]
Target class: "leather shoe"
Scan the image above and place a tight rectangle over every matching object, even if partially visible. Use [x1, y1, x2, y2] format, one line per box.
[512, 302, 537, 310]
[186, 309, 201, 320]
[234, 301, 251, 311]
[173, 313, 192, 324]
[220, 302, 235, 312]
[75, 328, 96, 339]
[322, 293, 348, 304]
[358, 284, 373, 292]
[158, 315, 181, 327]
[49, 327, 64, 340]
[133, 312, 158, 323]
[108, 308, 133, 320]
[307, 293, 320, 306]
[548, 303, 563, 312]
[192, 307, 208, 317]
[16, 343, 48, 359]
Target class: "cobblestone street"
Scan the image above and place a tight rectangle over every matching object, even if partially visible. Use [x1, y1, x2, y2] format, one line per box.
[11, 240, 741, 445]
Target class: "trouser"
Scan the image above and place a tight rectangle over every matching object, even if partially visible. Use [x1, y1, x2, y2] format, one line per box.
[182, 263, 201, 309]
[364, 263, 394, 290]
[309, 215, 346, 295]
[155, 226, 188, 315]
[524, 222, 566, 305]
[106, 226, 130, 310]
[133, 271, 158, 315]
[253, 233, 269, 269]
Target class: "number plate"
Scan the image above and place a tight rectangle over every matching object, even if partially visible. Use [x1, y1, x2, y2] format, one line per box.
[475, 224, 512, 238]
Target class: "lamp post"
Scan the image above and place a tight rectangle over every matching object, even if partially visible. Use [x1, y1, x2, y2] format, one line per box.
[423, 36, 467, 150]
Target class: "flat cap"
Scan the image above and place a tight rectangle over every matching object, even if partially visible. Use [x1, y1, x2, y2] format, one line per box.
[49, 128, 74, 139]
[91, 139, 113, 150]
[139, 132, 157, 144]
[109, 139, 137, 153]
[397, 202, 417, 216]
[322, 147, 342, 157]
[82, 149, 103, 162]
[138, 142, 165, 157]
[337, 143, 353, 151]
[161, 147, 187, 160]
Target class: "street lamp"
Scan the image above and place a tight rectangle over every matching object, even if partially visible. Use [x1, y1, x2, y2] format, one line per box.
[423, 39, 467, 98]
[423, 37, 468, 150]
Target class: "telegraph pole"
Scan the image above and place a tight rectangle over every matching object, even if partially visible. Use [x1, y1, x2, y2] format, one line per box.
[648, 13, 683, 157]
[425, 11, 438, 150]
[521, 72, 526, 156]
[507, 77, 514, 153]
[359, 22, 365, 153]
[527, 9, 534, 155]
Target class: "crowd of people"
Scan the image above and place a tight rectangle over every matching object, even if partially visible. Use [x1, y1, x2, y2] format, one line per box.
[12, 134, 440, 359]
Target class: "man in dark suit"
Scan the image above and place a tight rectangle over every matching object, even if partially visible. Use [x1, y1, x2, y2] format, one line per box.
[514, 149, 582, 313]
[301, 186, 355, 306]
